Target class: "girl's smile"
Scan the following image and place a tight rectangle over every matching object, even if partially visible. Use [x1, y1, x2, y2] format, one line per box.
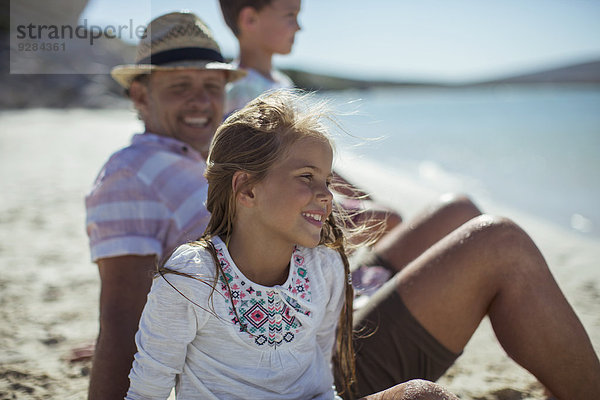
[301, 210, 326, 227]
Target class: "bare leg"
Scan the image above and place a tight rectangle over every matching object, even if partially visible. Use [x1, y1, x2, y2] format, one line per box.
[380, 215, 600, 400]
[373, 193, 481, 271]
[360, 379, 459, 400]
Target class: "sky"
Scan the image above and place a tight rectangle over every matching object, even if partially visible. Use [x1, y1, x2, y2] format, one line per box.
[80, 0, 600, 83]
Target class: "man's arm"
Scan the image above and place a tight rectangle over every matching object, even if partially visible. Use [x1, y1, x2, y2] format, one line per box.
[88, 255, 156, 400]
[331, 170, 372, 200]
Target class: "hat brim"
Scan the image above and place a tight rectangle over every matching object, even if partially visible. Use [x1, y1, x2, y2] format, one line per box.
[111, 60, 246, 89]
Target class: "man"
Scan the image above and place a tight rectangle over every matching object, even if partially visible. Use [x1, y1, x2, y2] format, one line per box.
[85, 12, 245, 399]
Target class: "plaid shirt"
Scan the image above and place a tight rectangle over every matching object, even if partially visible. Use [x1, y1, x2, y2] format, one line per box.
[86, 133, 210, 262]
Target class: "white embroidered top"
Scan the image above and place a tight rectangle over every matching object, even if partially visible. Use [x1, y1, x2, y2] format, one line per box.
[126, 236, 346, 400]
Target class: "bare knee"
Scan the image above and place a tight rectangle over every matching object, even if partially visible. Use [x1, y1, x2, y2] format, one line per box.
[462, 214, 548, 276]
[467, 215, 530, 246]
[362, 379, 459, 400]
[385, 209, 403, 229]
[437, 193, 481, 221]
[401, 379, 459, 400]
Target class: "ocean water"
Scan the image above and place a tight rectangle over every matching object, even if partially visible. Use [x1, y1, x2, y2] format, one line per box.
[320, 85, 600, 237]
[1, 85, 598, 241]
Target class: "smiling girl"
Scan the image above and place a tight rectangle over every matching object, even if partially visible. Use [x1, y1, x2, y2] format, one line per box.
[125, 90, 458, 400]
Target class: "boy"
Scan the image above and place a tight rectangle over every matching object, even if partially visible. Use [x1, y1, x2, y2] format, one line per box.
[219, 0, 299, 118]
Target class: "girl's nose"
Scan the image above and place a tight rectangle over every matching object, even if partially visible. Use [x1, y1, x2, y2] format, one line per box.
[317, 183, 333, 203]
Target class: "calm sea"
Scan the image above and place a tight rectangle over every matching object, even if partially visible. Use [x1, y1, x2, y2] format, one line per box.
[320, 84, 600, 237]
[2, 85, 596, 238]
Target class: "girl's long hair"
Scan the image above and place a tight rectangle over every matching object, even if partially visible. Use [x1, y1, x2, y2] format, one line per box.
[161, 89, 359, 397]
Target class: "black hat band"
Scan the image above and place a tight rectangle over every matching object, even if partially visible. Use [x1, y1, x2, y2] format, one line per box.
[138, 47, 225, 65]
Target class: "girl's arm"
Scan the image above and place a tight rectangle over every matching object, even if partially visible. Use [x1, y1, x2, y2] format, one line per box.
[126, 273, 200, 400]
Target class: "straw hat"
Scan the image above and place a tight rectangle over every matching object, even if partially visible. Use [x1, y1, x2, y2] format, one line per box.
[111, 12, 245, 89]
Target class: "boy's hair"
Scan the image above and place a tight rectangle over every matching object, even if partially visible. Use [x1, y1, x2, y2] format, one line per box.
[219, 0, 273, 37]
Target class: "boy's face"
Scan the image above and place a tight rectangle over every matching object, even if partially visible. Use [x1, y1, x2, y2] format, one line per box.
[255, 0, 301, 55]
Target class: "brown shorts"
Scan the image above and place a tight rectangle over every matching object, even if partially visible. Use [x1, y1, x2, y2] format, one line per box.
[346, 276, 460, 397]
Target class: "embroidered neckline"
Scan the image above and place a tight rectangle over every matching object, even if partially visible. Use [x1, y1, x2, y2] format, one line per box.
[215, 243, 312, 348]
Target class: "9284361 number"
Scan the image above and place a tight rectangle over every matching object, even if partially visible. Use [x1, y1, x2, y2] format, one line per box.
[17, 42, 66, 52]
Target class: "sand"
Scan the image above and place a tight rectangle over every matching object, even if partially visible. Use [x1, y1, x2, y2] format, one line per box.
[1, 109, 598, 399]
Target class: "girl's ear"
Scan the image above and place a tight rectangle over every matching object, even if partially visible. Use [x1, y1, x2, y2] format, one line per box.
[232, 171, 255, 207]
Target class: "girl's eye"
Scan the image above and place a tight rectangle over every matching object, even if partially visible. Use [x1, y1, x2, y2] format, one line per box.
[299, 174, 312, 182]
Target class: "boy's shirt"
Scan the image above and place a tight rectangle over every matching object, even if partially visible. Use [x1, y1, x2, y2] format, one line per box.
[224, 64, 293, 118]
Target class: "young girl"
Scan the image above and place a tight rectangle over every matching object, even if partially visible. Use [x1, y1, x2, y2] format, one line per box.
[125, 90, 457, 400]
[123, 89, 354, 400]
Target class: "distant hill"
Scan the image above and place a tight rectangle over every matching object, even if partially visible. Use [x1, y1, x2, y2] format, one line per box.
[2, 10, 599, 109]
[280, 68, 444, 91]
[476, 59, 600, 85]
[283, 59, 600, 91]
[1, 0, 130, 108]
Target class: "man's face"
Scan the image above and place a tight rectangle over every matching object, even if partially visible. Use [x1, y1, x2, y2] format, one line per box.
[132, 69, 226, 158]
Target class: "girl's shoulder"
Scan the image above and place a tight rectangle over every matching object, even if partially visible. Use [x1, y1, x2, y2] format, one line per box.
[309, 244, 343, 263]
[155, 241, 221, 302]
[163, 241, 217, 276]
[299, 245, 345, 279]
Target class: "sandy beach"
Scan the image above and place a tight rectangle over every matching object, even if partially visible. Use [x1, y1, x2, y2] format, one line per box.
[1, 109, 599, 399]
